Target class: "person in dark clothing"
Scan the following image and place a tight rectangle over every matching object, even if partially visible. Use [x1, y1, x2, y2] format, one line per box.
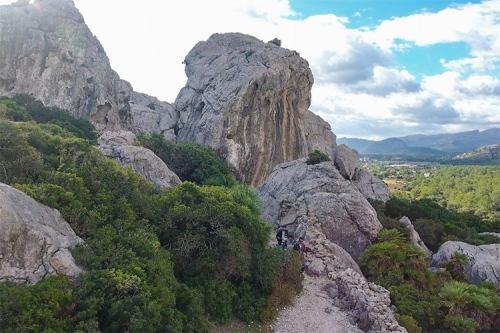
[293, 237, 307, 256]
[276, 225, 289, 250]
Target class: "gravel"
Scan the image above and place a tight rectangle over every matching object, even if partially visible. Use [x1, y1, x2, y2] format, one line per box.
[267, 274, 363, 333]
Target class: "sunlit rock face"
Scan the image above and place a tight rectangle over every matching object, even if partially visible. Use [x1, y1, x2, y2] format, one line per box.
[174, 33, 314, 186]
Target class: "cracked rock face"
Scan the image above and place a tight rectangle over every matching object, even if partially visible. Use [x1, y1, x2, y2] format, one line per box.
[0, 182, 83, 284]
[258, 159, 382, 261]
[174, 33, 314, 186]
[431, 241, 500, 285]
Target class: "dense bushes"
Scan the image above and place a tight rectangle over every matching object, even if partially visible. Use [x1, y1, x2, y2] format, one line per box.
[138, 133, 237, 187]
[306, 149, 331, 165]
[0, 98, 303, 332]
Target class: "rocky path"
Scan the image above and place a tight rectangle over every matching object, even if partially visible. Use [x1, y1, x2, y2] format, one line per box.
[267, 273, 363, 333]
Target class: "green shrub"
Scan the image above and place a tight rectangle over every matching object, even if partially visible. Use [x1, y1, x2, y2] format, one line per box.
[444, 314, 478, 333]
[138, 134, 237, 186]
[0, 276, 74, 333]
[306, 150, 331, 165]
[397, 315, 422, 333]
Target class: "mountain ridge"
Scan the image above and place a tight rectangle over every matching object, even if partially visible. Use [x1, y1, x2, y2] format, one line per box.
[338, 127, 500, 155]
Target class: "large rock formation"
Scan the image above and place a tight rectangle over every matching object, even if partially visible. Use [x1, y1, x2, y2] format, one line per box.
[98, 131, 181, 192]
[258, 159, 383, 261]
[174, 33, 315, 186]
[0, 0, 174, 134]
[0, 182, 83, 284]
[431, 241, 500, 285]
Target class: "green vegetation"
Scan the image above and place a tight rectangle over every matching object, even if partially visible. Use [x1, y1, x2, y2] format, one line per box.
[406, 166, 500, 220]
[138, 133, 237, 187]
[0, 98, 303, 332]
[360, 229, 500, 332]
[305, 149, 331, 165]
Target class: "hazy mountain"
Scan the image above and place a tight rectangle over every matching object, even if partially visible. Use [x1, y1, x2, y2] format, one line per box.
[337, 128, 500, 155]
[451, 144, 500, 164]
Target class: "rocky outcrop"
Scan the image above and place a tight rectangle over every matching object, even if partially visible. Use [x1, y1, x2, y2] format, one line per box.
[174, 33, 314, 186]
[334, 144, 360, 180]
[129, 92, 177, 141]
[98, 131, 181, 192]
[399, 216, 431, 254]
[258, 159, 382, 261]
[304, 222, 363, 277]
[327, 269, 408, 333]
[0, 0, 137, 131]
[0, 182, 83, 284]
[352, 168, 391, 202]
[431, 241, 500, 285]
[304, 110, 337, 158]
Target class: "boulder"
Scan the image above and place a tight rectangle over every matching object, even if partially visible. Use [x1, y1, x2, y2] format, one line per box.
[352, 167, 391, 203]
[258, 159, 382, 261]
[0, 182, 83, 284]
[304, 110, 337, 158]
[98, 131, 181, 192]
[334, 144, 359, 180]
[431, 241, 500, 285]
[174, 32, 314, 186]
[399, 216, 431, 254]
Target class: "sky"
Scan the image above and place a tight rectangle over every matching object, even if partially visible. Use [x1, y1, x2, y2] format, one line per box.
[1, 0, 500, 140]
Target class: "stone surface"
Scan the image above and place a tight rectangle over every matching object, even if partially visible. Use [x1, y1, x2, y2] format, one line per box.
[258, 159, 382, 261]
[352, 167, 391, 203]
[431, 241, 500, 285]
[0, 0, 136, 132]
[129, 91, 178, 141]
[328, 269, 408, 333]
[0, 182, 83, 284]
[334, 144, 360, 180]
[98, 131, 181, 192]
[174, 32, 314, 186]
[304, 110, 337, 159]
[399, 216, 431, 254]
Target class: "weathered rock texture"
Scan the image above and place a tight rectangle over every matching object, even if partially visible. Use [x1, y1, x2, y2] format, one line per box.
[129, 92, 177, 141]
[352, 167, 391, 202]
[0, 182, 83, 284]
[431, 241, 500, 285]
[174, 33, 315, 186]
[327, 269, 408, 333]
[304, 110, 337, 158]
[0, 0, 131, 130]
[258, 159, 383, 261]
[303, 221, 363, 277]
[399, 216, 431, 254]
[0, 0, 175, 134]
[98, 131, 181, 192]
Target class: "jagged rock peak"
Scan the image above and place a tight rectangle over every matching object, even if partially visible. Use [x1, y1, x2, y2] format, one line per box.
[0, 0, 134, 131]
[0, 182, 83, 284]
[174, 32, 315, 186]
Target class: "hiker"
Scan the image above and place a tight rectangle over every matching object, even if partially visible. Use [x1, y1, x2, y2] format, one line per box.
[293, 237, 307, 256]
[276, 225, 289, 250]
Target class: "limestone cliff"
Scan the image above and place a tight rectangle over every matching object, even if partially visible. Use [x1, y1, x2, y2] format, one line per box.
[0, 0, 175, 133]
[174, 33, 314, 186]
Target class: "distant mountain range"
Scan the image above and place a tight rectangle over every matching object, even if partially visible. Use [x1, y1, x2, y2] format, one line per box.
[337, 128, 500, 156]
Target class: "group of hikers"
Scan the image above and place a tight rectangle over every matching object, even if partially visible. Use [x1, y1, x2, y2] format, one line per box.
[275, 225, 309, 256]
